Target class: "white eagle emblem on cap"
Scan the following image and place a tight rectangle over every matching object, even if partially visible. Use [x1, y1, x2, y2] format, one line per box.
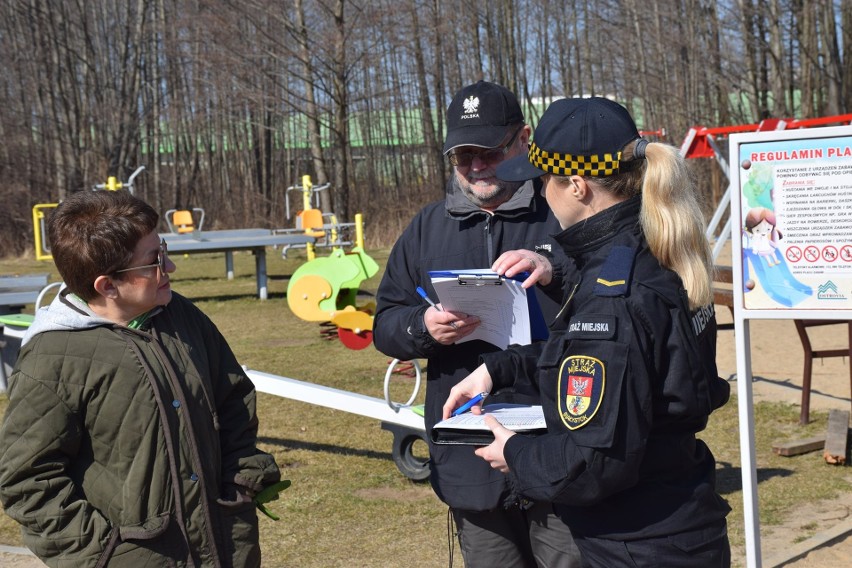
[463, 96, 479, 114]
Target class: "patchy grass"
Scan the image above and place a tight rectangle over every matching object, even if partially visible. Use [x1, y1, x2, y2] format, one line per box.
[1, 249, 850, 566]
[707, 392, 852, 564]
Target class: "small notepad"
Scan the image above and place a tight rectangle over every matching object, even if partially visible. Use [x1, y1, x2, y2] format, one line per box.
[431, 404, 546, 445]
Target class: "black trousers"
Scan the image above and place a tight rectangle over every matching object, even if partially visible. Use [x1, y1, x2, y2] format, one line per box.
[572, 519, 730, 568]
[452, 501, 582, 568]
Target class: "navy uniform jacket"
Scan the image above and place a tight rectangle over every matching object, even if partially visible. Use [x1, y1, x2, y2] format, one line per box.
[483, 196, 731, 539]
[373, 178, 566, 511]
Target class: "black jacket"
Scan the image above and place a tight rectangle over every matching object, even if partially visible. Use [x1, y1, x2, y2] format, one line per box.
[373, 178, 565, 510]
[483, 196, 731, 539]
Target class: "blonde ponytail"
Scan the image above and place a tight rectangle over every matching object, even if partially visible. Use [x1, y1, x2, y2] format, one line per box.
[558, 139, 714, 310]
[638, 143, 713, 309]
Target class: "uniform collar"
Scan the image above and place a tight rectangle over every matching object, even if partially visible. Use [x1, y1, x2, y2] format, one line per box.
[554, 195, 642, 256]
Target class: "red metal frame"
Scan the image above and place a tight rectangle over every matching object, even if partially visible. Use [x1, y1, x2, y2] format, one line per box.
[680, 114, 852, 159]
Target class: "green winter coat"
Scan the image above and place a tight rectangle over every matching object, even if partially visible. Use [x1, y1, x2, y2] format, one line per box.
[0, 291, 281, 567]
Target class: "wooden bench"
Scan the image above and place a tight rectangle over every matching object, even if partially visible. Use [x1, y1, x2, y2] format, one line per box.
[713, 265, 852, 424]
[712, 265, 735, 330]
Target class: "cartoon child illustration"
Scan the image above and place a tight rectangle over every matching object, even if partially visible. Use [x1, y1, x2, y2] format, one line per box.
[744, 207, 782, 267]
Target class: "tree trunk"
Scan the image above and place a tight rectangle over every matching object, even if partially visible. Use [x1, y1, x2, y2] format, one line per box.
[294, 0, 331, 213]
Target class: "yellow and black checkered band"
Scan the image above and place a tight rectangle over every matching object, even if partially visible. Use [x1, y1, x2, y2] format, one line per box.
[529, 142, 622, 177]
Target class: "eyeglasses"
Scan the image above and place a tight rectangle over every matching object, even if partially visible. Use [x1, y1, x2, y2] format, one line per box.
[115, 239, 168, 276]
[448, 126, 523, 168]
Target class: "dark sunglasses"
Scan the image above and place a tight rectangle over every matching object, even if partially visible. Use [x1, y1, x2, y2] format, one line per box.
[115, 239, 168, 276]
[448, 126, 523, 168]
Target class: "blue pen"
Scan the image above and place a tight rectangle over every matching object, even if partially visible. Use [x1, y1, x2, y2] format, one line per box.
[452, 392, 488, 417]
[416, 286, 443, 311]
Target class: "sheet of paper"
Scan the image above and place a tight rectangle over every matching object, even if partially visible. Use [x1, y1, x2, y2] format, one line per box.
[433, 404, 545, 432]
[429, 269, 530, 349]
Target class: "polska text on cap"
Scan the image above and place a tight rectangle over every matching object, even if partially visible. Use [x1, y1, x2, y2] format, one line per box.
[442, 80, 525, 154]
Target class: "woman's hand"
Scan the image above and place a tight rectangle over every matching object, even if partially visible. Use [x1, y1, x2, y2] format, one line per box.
[442, 364, 494, 420]
[474, 415, 516, 473]
[492, 249, 553, 288]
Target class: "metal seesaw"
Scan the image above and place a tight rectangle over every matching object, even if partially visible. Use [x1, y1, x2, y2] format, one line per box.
[243, 359, 430, 481]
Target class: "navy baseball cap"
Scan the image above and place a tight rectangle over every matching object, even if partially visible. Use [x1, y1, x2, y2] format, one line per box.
[497, 97, 641, 181]
[442, 81, 525, 154]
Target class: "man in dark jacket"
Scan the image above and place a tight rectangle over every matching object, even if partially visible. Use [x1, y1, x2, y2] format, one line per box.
[0, 189, 282, 567]
[373, 81, 580, 567]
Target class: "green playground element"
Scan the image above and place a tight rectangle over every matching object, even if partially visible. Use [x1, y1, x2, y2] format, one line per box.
[0, 313, 35, 328]
[287, 246, 379, 322]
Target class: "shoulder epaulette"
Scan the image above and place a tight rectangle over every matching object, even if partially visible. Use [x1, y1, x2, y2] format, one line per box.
[594, 245, 636, 297]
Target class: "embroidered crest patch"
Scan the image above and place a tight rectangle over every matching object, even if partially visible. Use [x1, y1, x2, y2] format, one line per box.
[558, 355, 605, 430]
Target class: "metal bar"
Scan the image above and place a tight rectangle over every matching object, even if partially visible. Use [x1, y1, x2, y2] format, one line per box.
[244, 368, 425, 431]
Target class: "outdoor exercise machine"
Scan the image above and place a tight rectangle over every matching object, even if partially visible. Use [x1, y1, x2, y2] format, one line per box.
[32, 167, 147, 260]
[278, 175, 357, 260]
[164, 207, 206, 234]
[93, 165, 146, 194]
[0, 280, 63, 389]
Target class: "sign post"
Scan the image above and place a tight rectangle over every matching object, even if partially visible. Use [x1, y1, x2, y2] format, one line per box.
[729, 125, 852, 567]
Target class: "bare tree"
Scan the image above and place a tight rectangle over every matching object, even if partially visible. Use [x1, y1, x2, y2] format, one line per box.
[1, 0, 851, 255]
[293, 0, 332, 211]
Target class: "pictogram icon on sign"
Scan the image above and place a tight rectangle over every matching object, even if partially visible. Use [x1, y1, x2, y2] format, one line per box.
[804, 246, 820, 262]
[786, 246, 802, 263]
[823, 246, 838, 262]
[841, 245, 852, 262]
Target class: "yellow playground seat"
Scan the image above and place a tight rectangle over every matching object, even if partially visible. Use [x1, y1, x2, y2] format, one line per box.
[165, 208, 205, 234]
[298, 209, 327, 240]
[173, 210, 195, 233]
[276, 208, 357, 259]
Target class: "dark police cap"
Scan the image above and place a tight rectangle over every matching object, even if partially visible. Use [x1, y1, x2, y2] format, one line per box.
[442, 80, 525, 154]
[497, 97, 641, 181]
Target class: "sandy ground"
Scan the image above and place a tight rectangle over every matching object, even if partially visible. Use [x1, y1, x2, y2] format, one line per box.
[715, 311, 852, 567]
[1, 311, 850, 567]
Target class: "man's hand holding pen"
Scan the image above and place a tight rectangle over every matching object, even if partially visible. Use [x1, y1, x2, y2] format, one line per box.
[417, 286, 480, 344]
[423, 306, 479, 344]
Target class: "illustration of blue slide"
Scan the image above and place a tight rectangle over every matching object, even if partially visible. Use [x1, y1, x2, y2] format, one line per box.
[743, 248, 811, 307]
